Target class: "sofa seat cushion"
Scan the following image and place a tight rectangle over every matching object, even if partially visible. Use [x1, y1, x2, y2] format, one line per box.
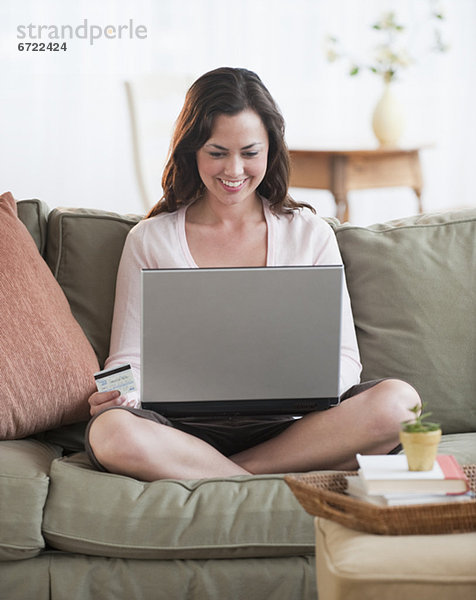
[333, 209, 476, 434]
[43, 453, 315, 560]
[0, 439, 61, 560]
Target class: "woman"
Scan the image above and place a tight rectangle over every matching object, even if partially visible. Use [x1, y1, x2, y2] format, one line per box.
[87, 67, 420, 480]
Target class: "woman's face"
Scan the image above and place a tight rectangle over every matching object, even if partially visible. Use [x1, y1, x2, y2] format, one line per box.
[196, 109, 269, 210]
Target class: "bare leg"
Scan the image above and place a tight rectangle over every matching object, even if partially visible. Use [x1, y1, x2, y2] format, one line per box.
[89, 379, 420, 480]
[230, 380, 421, 474]
[88, 409, 250, 481]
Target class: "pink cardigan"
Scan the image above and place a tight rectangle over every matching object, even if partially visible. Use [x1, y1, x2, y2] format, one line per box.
[106, 201, 362, 400]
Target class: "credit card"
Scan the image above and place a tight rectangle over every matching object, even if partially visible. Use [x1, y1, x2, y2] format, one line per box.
[94, 364, 137, 395]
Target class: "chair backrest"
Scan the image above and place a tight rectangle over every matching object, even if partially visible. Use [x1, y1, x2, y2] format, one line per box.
[124, 73, 193, 211]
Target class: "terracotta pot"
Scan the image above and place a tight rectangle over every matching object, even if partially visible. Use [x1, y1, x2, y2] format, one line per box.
[399, 428, 442, 471]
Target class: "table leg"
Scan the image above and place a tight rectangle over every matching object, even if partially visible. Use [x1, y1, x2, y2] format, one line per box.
[334, 192, 349, 223]
[414, 188, 423, 214]
[331, 155, 349, 223]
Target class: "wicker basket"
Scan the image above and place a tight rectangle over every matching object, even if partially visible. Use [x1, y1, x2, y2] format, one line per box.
[285, 465, 476, 535]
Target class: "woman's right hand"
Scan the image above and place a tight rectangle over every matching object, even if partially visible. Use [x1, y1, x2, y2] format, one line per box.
[88, 390, 137, 417]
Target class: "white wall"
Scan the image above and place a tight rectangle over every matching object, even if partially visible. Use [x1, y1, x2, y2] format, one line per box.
[1, 0, 475, 224]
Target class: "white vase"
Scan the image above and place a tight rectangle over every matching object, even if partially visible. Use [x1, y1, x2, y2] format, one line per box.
[372, 83, 405, 146]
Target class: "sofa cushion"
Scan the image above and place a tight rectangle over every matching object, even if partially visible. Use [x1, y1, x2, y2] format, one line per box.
[16, 198, 49, 255]
[437, 432, 476, 465]
[0, 439, 61, 560]
[46, 207, 141, 367]
[0, 193, 100, 439]
[333, 209, 476, 434]
[43, 453, 315, 560]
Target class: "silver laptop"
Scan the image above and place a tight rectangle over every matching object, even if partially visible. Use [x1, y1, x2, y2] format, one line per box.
[141, 266, 343, 417]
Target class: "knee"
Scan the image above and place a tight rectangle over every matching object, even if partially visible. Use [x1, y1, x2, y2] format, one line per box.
[381, 378, 421, 410]
[88, 409, 147, 470]
[369, 379, 421, 434]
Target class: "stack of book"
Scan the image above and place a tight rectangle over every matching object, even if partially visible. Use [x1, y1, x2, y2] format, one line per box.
[345, 454, 473, 506]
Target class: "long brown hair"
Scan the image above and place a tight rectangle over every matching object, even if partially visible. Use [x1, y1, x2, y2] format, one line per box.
[147, 67, 314, 217]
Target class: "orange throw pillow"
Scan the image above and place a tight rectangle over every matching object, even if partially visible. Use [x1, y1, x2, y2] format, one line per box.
[0, 192, 98, 439]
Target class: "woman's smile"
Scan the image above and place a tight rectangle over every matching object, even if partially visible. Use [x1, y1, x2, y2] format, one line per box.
[196, 109, 269, 209]
[217, 177, 249, 192]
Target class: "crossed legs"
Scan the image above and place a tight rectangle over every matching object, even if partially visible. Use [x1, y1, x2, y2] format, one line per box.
[88, 379, 420, 481]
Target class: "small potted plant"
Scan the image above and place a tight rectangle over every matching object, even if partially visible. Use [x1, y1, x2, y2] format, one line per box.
[400, 403, 441, 471]
[324, 6, 448, 145]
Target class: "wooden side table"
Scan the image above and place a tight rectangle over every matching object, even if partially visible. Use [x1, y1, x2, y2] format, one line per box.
[288, 147, 425, 222]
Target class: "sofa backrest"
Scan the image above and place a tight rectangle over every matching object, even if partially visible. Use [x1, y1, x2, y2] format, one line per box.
[17, 199, 49, 255]
[331, 209, 476, 435]
[45, 208, 142, 368]
[18, 201, 141, 369]
[18, 201, 476, 435]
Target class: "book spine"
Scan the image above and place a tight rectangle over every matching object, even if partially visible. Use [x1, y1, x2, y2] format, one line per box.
[436, 455, 470, 492]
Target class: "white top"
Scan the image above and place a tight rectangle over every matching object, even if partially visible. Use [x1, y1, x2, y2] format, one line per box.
[106, 200, 362, 400]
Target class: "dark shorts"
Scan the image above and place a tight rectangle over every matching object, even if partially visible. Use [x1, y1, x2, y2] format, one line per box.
[85, 379, 385, 472]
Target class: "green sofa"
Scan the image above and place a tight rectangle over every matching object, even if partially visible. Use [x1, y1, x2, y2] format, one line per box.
[1, 200, 475, 600]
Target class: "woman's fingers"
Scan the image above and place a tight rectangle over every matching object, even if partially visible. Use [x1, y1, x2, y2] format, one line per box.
[88, 390, 122, 416]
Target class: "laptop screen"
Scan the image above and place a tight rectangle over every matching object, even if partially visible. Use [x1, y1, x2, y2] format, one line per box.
[141, 266, 343, 417]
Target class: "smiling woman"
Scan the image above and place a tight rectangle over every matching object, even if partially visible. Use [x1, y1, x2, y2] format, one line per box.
[83, 66, 422, 482]
[186, 109, 270, 268]
[146, 68, 315, 268]
[195, 110, 269, 207]
[148, 67, 314, 217]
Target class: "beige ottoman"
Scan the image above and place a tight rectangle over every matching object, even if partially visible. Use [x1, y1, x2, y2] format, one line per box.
[314, 517, 476, 600]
